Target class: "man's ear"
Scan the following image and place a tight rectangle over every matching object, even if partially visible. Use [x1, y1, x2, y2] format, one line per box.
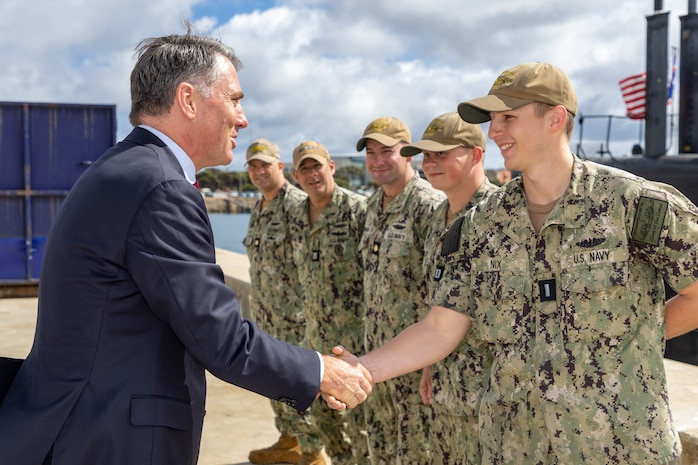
[176, 82, 197, 120]
[548, 105, 568, 133]
[470, 146, 484, 164]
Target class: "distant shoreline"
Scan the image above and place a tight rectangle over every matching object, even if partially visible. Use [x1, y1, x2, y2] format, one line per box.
[203, 195, 257, 213]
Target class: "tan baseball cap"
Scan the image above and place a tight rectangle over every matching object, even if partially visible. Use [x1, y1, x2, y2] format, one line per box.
[292, 140, 331, 170]
[246, 138, 281, 164]
[400, 112, 486, 157]
[457, 62, 578, 124]
[356, 116, 411, 151]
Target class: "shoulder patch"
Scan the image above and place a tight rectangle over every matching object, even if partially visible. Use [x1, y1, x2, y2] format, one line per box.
[441, 216, 465, 256]
[631, 196, 668, 246]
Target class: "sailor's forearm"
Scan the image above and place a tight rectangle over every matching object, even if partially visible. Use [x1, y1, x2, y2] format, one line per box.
[360, 306, 471, 383]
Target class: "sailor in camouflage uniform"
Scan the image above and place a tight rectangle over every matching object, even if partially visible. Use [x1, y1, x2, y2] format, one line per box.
[243, 139, 321, 465]
[400, 112, 497, 465]
[288, 141, 369, 465]
[354, 63, 698, 465]
[356, 117, 444, 465]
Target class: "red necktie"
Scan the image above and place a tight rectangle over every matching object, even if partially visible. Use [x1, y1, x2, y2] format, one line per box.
[194, 180, 200, 189]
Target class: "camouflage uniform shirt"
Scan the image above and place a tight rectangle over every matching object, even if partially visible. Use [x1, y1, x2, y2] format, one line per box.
[361, 174, 445, 348]
[288, 186, 367, 353]
[433, 158, 698, 464]
[243, 181, 307, 344]
[424, 178, 497, 419]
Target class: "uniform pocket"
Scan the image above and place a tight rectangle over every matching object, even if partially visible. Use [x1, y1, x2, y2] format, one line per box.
[560, 261, 631, 342]
[383, 223, 414, 258]
[263, 231, 289, 261]
[471, 270, 529, 345]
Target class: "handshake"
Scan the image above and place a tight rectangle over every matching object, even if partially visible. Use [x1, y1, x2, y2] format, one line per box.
[318, 346, 373, 410]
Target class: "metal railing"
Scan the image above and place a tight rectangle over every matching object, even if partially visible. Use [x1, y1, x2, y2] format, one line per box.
[575, 112, 679, 160]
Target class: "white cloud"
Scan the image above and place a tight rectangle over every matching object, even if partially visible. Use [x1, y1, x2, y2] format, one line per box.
[0, 0, 690, 170]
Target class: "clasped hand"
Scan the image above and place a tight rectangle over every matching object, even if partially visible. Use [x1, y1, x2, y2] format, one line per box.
[318, 345, 372, 410]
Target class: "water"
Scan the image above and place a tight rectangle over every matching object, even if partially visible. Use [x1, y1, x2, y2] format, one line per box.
[209, 212, 250, 254]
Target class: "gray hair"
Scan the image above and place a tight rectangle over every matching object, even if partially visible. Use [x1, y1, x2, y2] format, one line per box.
[129, 22, 243, 125]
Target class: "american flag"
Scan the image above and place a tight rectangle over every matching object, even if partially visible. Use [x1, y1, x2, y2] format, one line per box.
[619, 47, 678, 120]
[619, 73, 647, 120]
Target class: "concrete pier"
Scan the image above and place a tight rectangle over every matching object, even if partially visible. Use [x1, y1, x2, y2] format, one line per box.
[1, 248, 697, 464]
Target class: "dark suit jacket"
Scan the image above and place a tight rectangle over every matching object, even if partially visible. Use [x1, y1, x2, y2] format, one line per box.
[0, 357, 22, 404]
[0, 128, 321, 465]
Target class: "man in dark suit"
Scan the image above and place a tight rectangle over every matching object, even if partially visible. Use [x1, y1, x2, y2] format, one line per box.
[0, 26, 371, 465]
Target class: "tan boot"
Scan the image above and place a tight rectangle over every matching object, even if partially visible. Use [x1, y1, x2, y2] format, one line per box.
[248, 433, 302, 464]
[297, 449, 328, 465]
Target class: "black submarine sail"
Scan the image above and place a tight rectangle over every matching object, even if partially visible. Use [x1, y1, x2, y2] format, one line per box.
[581, 0, 698, 365]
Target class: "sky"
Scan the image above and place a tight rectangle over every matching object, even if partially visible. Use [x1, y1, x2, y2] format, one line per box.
[0, 0, 691, 171]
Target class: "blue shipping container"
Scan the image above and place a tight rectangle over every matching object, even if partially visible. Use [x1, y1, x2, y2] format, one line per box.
[0, 102, 116, 285]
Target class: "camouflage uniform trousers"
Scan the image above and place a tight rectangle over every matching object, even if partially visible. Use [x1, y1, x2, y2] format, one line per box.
[294, 401, 370, 465]
[428, 410, 479, 465]
[269, 401, 312, 441]
[364, 371, 431, 465]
